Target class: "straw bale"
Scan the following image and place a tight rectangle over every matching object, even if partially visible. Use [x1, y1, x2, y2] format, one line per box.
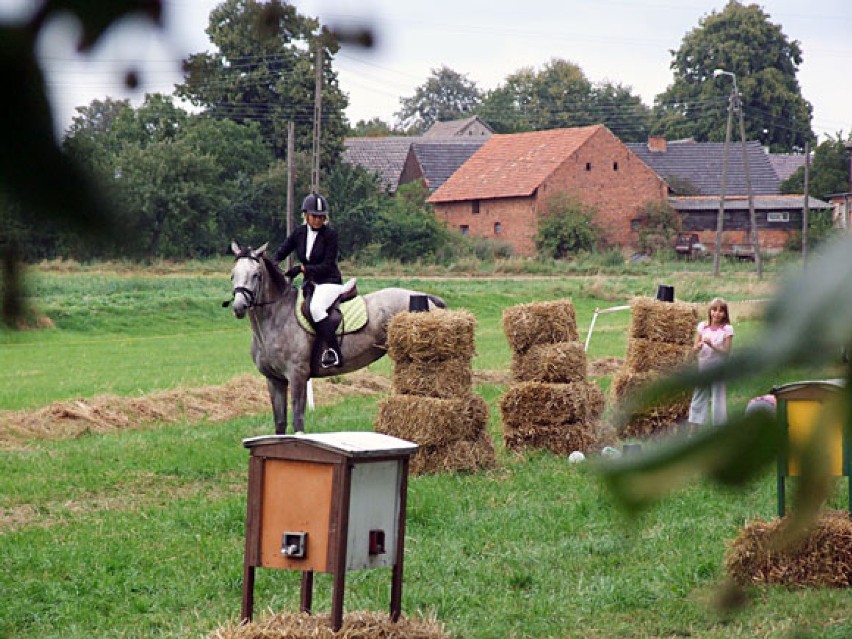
[511, 341, 587, 383]
[409, 430, 496, 476]
[625, 338, 694, 374]
[387, 309, 476, 362]
[207, 610, 450, 639]
[375, 394, 488, 447]
[502, 300, 579, 353]
[725, 511, 852, 588]
[610, 370, 690, 439]
[503, 419, 599, 456]
[499, 381, 605, 427]
[392, 357, 472, 398]
[629, 297, 698, 345]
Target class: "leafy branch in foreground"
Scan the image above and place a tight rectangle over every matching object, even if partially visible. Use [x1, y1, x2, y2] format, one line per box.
[598, 234, 852, 542]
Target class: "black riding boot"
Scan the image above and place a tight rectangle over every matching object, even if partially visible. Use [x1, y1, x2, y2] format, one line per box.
[315, 317, 343, 368]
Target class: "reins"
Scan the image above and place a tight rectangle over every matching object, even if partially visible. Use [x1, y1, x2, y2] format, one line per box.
[222, 252, 283, 309]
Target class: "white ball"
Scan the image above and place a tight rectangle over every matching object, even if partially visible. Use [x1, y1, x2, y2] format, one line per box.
[568, 451, 586, 464]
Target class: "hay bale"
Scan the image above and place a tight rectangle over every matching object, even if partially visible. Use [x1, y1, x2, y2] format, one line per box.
[409, 430, 496, 476]
[511, 341, 587, 383]
[502, 300, 579, 354]
[499, 381, 605, 427]
[625, 338, 694, 374]
[725, 511, 852, 588]
[387, 309, 476, 362]
[609, 370, 690, 439]
[503, 419, 599, 456]
[207, 610, 450, 639]
[629, 297, 698, 345]
[375, 394, 488, 447]
[392, 357, 472, 398]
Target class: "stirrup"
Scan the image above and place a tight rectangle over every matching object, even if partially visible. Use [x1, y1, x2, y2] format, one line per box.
[321, 348, 340, 368]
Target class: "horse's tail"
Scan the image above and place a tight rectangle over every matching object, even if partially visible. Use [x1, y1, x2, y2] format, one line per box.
[428, 294, 447, 309]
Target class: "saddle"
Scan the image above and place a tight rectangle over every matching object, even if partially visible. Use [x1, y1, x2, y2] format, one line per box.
[297, 281, 367, 336]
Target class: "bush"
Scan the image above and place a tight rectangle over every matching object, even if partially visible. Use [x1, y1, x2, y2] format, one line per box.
[634, 199, 681, 255]
[535, 193, 602, 259]
[374, 182, 452, 263]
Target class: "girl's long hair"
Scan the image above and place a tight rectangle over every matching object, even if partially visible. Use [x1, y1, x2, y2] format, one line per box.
[707, 297, 731, 325]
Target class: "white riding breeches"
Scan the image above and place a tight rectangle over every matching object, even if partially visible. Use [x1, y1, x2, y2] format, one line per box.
[309, 283, 345, 322]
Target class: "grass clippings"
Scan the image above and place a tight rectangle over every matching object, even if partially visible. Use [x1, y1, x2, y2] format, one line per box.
[386, 309, 476, 363]
[502, 300, 579, 354]
[510, 341, 587, 383]
[629, 297, 698, 345]
[725, 510, 852, 587]
[0, 371, 391, 447]
[207, 610, 450, 639]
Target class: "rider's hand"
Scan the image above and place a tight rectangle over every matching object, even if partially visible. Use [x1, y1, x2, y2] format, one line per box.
[284, 265, 302, 278]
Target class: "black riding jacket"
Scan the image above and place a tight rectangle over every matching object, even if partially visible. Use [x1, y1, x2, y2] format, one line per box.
[273, 223, 342, 285]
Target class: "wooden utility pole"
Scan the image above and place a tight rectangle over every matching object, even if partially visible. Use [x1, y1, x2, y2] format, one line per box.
[713, 89, 734, 278]
[286, 120, 295, 269]
[311, 31, 323, 193]
[735, 90, 762, 279]
[802, 140, 811, 267]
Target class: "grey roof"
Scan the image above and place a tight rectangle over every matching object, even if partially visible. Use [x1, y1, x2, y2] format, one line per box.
[407, 141, 487, 191]
[422, 116, 493, 139]
[670, 195, 830, 211]
[767, 153, 808, 182]
[627, 139, 781, 196]
[342, 136, 420, 193]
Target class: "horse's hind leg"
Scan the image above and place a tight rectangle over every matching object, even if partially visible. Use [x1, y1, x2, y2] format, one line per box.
[266, 377, 289, 434]
[290, 376, 308, 433]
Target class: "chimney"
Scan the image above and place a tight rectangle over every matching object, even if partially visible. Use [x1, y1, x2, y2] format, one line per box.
[648, 136, 667, 153]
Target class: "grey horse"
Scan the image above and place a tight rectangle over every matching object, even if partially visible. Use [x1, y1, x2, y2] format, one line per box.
[227, 241, 446, 433]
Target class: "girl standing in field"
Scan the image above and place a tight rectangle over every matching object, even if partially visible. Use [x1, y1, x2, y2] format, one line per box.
[688, 297, 734, 427]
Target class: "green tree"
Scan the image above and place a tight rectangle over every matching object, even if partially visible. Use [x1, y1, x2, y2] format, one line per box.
[477, 67, 537, 133]
[175, 0, 347, 166]
[634, 199, 682, 255]
[590, 81, 652, 143]
[781, 133, 851, 200]
[652, 0, 813, 152]
[324, 162, 384, 258]
[535, 193, 601, 258]
[395, 66, 483, 133]
[375, 181, 450, 262]
[348, 117, 400, 137]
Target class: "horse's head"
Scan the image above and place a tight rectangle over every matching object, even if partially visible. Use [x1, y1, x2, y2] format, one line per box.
[227, 241, 269, 318]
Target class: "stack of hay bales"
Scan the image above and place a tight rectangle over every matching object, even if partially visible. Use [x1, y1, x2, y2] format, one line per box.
[500, 300, 605, 456]
[610, 296, 698, 439]
[375, 309, 495, 475]
[725, 510, 852, 587]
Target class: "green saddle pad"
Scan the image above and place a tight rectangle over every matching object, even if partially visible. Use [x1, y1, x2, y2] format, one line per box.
[296, 289, 368, 335]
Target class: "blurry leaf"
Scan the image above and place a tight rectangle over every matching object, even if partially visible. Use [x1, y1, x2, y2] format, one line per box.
[40, 0, 163, 51]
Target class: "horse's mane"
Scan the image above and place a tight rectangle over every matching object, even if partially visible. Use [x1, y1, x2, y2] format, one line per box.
[261, 255, 293, 292]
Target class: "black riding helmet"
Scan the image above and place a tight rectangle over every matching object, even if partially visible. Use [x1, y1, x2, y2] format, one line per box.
[302, 193, 329, 216]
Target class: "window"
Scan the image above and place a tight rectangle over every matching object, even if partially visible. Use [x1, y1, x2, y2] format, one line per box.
[472, 200, 480, 215]
[585, 162, 592, 171]
[460, 225, 469, 236]
[613, 161, 619, 171]
[767, 211, 790, 223]
[494, 222, 502, 235]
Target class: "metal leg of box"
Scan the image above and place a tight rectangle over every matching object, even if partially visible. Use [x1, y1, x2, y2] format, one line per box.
[300, 570, 313, 613]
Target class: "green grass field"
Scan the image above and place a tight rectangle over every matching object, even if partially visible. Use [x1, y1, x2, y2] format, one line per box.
[2, 259, 850, 639]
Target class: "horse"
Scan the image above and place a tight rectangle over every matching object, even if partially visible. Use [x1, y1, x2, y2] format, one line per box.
[226, 241, 446, 434]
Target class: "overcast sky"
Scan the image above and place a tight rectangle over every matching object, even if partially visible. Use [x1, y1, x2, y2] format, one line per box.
[14, 0, 851, 141]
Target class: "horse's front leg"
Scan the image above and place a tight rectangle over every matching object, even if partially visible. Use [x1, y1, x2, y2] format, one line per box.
[290, 374, 309, 433]
[266, 376, 289, 435]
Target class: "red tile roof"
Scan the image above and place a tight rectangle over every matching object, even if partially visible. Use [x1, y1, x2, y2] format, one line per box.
[427, 125, 603, 203]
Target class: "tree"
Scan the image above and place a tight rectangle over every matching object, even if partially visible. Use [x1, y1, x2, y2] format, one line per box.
[175, 0, 348, 166]
[348, 117, 400, 137]
[781, 133, 851, 200]
[477, 60, 650, 139]
[375, 181, 451, 262]
[633, 200, 682, 254]
[652, 0, 813, 152]
[395, 66, 482, 133]
[323, 162, 384, 259]
[535, 193, 602, 258]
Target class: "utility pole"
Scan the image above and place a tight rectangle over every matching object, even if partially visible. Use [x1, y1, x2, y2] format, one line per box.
[311, 29, 323, 193]
[286, 120, 295, 270]
[713, 86, 734, 277]
[802, 140, 810, 267]
[735, 89, 762, 279]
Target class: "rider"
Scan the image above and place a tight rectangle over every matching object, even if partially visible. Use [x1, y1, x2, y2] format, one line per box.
[272, 192, 355, 368]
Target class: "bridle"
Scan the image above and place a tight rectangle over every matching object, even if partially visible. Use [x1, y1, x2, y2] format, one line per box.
[222, 252, 278, 309]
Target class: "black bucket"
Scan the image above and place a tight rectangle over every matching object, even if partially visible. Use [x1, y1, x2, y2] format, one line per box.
[408, 294, 429, 312]
[655, 285, 674, 303]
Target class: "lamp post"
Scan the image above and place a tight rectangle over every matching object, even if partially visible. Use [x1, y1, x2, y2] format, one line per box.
[713, 69, 762, 279]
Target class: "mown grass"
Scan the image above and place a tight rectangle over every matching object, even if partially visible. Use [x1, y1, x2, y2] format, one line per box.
[2, 257, 851, 639]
